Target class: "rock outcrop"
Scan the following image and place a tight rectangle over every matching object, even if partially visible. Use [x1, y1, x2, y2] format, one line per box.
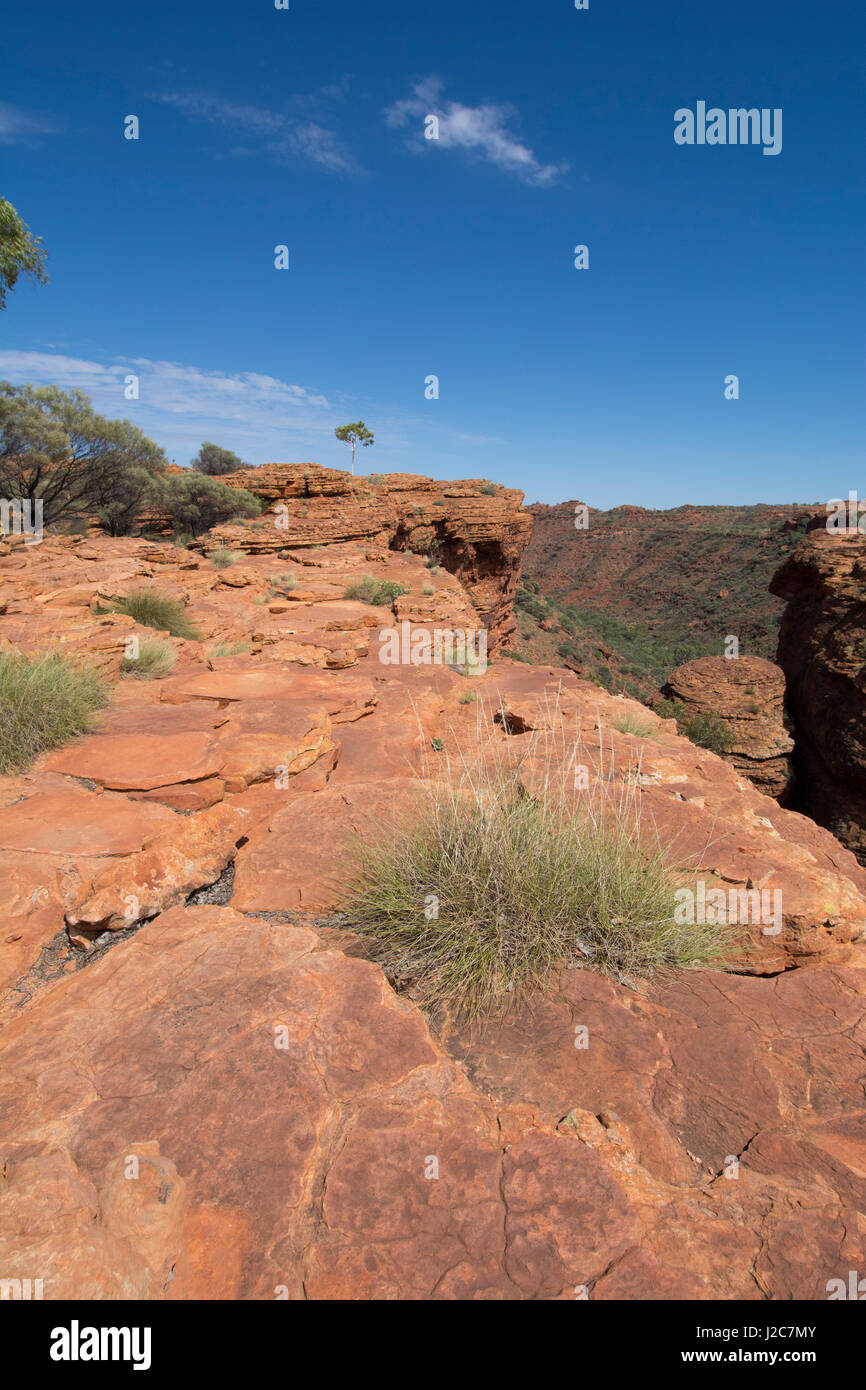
[0, 505, 865, 1300]
[663, 654, 794, 799]
[168, 464, 533, 652]
[771, 528, 866, 863]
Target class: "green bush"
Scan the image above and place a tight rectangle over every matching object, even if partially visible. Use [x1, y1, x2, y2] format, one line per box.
[611, 713, 659, 739]
[685, 712, 735, 755]
[210, 548, 236, 569]
[210, 641, 253, 658]
[121, 638, 176, 680]
[459, 688, 478, 704]
[164, 472, 260, 537]
[343, 575, 408, 606]
[112, 588, 201, 641]
[341, 722, 733, 1019]
[0, 652, 108, 773]
[479, 480, 499, 495]
[271, 571, 298, 590]
[654, 698, 687, 722]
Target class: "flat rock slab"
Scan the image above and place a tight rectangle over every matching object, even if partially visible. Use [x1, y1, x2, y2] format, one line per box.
[231, 779, 424, 913]
[43, 732, 223, 791]
[0, 789, 176, 856]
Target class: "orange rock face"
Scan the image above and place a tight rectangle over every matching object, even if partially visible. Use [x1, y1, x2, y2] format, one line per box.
[771, 529, 866, 863]
[663, 653, 794, 799]
[0, 503, 865, 1301]
[203, 464, 532, 651]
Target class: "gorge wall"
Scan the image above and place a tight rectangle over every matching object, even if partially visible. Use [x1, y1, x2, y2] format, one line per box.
[771, 529, 866, 864]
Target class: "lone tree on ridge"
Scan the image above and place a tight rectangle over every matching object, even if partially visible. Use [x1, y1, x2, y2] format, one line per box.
[334, 421, 374, 475]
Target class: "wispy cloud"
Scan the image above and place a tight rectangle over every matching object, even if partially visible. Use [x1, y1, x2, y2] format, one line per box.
[0, 102, 58, 145]
[151, 88, 358, 174]
[0, 350, 512, 479]
[384, 77, 567, 186]
[0, 350, 335, 464]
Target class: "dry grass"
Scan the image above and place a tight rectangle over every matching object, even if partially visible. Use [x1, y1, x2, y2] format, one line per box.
[121, 638, 176, 680]
[112, 588, 201, 641]
[0, 652, 108, 773]
[340, 698, 734, 1020]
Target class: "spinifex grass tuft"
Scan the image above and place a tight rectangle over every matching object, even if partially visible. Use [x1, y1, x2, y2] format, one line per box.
[120, 638, 175, 680]
[341, 700, 734, 1020]
[0, 652, 108, 773]
[112, 588, 201, 641]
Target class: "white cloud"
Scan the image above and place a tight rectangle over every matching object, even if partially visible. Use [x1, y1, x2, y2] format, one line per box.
[151, 91, 358, 174]
[0, 350, 335, 465]
[0, 102, 58, 145]
[385, 77, 567, 186]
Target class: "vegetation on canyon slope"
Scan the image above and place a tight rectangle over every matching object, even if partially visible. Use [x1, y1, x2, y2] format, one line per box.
[516, 502, 817, 698]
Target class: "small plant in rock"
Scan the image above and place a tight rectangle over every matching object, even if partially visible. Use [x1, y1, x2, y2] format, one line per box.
[121, 638, 176, 680]
[271, 571, 298, 590]
[459, 688, 478, 704]
[654, 698, 688, 723]
[343, 575, 408, 607]
[685, 712, 735, 755]
[431, 737, 444, 751]
[0, 652, 108, 774]
[210, 641, 253, 658]
[611, 713, 659, 739]
[112, 589, 201, 641]
[422, 579, 435, 596]
[340, 709, 734, 1020]
[210, 549, 236, 569]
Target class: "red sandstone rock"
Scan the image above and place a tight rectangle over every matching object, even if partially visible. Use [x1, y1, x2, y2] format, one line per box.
[663, 653, 793, 798]
[771, 529, 866, 862]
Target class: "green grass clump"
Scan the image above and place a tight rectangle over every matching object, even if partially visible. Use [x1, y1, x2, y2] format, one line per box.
[210, 548, 237, 569]
[340, 716, 733, 1020]
[271, 571, 298, 590]
[458, 688, 478, 704]
[112, 589, 201, 641]
[611, 713, 659, 739]
[0, 652, 108, 774]
[343, 575, 409, 606]
[479, 480, 499, 495]
[121, 638, 176, 680]
[685, 712, 735, 755]
[210, 641, 253, 658]
[654, 698, 688, 722]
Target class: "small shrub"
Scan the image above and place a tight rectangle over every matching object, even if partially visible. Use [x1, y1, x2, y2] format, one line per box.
[654, 698, 687, 722]
[422, 579, 435, 596]
[210, 641, 253, 658]
[611, 713, 658, 739]
[112, 589, 201, 641]
[479, 480, 499, 495]
[429, 564, 444, 576]
[343, 575, 408, 607]
[210, 549, 236, 569]
[341, 716, 734, 1019]
[459, 688, 478, 704]
[271, 571, 298, 590]
[431, 737, 444, 751]
[0, 652, 108, 774]
[121, 638, 176, 680]
[685, 712, 735, 755]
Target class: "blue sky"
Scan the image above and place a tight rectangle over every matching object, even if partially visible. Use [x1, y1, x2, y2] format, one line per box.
[0, 0, 863, 506]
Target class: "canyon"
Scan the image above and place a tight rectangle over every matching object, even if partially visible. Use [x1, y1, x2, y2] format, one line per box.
[0, 471, 864, 1301]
